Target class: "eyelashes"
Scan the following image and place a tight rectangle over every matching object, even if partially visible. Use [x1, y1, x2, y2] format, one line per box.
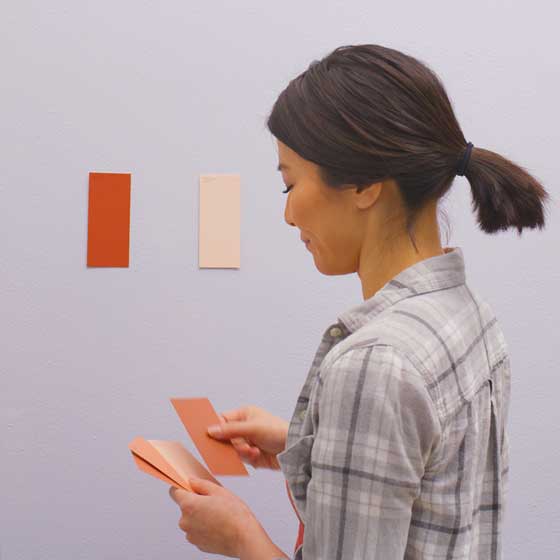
[282, 185, 294, 194]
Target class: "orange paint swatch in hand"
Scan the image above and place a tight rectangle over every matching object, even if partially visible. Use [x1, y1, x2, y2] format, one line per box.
[171, 398, 248, 476]
[87, 172, 131, 267]
[128, 436, 221, 491]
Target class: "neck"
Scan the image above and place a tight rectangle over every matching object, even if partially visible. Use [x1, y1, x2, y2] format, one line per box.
[358, 202, 444, 300]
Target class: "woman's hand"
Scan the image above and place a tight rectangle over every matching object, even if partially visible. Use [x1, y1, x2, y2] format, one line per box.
[168, 479, 287, 559]
[208, 405, 289, 470]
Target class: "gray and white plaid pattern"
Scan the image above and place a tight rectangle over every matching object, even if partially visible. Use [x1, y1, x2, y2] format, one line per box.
[277, 247, 510, 559]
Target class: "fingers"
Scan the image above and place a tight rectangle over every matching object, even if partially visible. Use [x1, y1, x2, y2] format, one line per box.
[169, 485, 192, 508]
[207, 420, 260, 441]
[232, 443, 261, 468]
[169, 478, 224, 512]
[206, 421, 263, 468]
[187, 478, 211, 496]
[244, 447, 262, 468]
[219, 407, 250, 423]
[231, 438, 259, 456]
[188, 477, 228, 497]
[230, 436, 253, 456]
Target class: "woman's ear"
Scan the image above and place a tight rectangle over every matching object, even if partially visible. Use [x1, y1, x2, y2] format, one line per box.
[354, 181, 383, 210]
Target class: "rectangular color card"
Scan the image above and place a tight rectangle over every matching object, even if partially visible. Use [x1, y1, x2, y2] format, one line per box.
[171, 398, 248, 476]
[87, 172, 131, 267]
[130, 450, 188, 490]
[129, 436, 190, 490]
[149, 440, 221, 486]
[128, 436, 221, 491]
[199, 174, 240, 268]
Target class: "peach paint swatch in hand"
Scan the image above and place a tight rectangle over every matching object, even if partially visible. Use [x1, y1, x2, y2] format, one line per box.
[128, 436, 221, 491]
[87, 172, 131, 267]
[171, 398, 248, 476]
[199, 174, 240, 269]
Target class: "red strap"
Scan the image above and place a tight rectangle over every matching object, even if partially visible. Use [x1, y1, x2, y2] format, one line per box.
[285, 480, 305, 552]
[295, 520, 305, 551]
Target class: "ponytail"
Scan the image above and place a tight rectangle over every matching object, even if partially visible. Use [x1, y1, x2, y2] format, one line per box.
[267, 44, 550, 239]
[464, 147, 549, 234]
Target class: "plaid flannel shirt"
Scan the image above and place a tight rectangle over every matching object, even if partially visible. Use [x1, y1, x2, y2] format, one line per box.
[276, 246, 510, 559]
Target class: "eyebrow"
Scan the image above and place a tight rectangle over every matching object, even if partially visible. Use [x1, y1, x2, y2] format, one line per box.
[277, 163, 290, 171]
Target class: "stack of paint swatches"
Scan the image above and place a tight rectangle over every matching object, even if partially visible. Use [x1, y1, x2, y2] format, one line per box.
[129, 397, 248, 491]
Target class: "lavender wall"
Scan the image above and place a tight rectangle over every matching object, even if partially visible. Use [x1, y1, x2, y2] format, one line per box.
[2, 1, 559, 558]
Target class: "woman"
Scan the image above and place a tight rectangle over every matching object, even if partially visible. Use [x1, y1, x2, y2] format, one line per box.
[168, 44, 548, 559]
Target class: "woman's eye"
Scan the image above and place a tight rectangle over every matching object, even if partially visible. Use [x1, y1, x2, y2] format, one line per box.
[282, 185, 293, 194]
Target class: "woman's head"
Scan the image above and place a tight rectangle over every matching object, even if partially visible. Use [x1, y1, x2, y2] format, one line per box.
[276, 138, 439, 276]
[267, 44, 549, 272]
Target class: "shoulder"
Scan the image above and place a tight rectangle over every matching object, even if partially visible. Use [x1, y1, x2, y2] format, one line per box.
[318, 343, 432, 424]
[322, 283, 508, 424]
[322, 284, 471, 387]
[316, 342, 443, 465]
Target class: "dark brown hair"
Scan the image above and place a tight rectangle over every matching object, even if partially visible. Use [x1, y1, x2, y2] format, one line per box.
[267, 44, 549, 247]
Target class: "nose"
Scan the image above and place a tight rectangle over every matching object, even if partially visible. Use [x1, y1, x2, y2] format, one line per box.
[284, 197, 296, 227]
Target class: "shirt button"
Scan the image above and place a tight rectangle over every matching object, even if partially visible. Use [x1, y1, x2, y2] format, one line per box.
[329, 326, 343, 338]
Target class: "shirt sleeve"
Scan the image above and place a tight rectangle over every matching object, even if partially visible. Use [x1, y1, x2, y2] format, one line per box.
[303, 343, 441, 559]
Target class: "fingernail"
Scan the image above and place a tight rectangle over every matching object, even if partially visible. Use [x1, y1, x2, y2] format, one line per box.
[207, 425, 221, 436]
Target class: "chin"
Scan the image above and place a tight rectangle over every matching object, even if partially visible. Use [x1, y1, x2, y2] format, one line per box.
[314, 258, 356, 276]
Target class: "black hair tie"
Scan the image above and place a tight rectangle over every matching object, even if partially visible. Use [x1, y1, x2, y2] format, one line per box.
[456, 142, 474, 176]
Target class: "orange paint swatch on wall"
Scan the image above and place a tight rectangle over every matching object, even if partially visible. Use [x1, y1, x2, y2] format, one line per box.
[87, 172, 131, 267]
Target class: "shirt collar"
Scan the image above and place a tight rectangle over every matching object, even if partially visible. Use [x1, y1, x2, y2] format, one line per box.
[337, 246, 466, 334]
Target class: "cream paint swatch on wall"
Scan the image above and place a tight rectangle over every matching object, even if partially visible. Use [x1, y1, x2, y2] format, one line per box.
[199, 174, 241, 268]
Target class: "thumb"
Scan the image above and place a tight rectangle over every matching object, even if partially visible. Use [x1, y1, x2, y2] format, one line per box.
[169, 485, 190, 505]
[207, 420, 260, 440]
[188, 477, 224, 496]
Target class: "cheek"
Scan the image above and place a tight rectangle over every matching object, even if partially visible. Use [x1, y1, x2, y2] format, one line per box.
[290, 192, 316, 230]
[318, 211, 358, 258]
[291, 189, 350, 249]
